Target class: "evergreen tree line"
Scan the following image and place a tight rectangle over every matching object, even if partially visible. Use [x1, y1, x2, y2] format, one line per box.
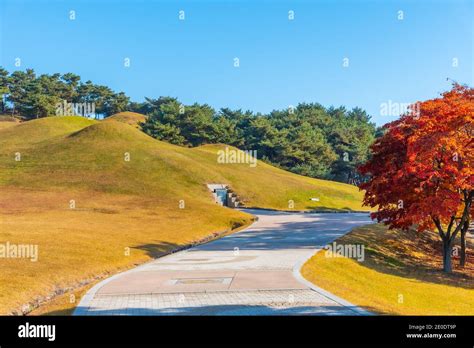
[0, 67, 377, 183]
[137, 97, 377, 183]
[0, 67, 129, 118]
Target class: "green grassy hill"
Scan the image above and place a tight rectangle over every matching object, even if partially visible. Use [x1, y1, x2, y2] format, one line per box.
[0, 115, 367, 314]
[104, 111, 146, 127]
[0, 115, 365, 211]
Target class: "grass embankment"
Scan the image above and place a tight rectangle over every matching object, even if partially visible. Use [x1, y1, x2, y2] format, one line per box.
[0, 114, 366, 314]
[301, 224, 474, 315]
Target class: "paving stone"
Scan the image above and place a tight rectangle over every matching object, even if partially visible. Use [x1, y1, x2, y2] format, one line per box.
[76, 210, 372, 316]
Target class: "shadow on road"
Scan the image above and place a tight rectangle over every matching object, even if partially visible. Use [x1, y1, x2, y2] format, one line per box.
[74, 303, 376, 316]
[193, 211, 372, 251]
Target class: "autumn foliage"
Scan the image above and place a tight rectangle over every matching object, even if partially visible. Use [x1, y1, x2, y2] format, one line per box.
[359, 84, 474, 272]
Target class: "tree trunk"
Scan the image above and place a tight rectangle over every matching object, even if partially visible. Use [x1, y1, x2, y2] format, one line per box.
[460, 219, 469, 267]
[442, 239, 453, 273]
[460, 229, 466, 267]
[434, 191, 473, 273]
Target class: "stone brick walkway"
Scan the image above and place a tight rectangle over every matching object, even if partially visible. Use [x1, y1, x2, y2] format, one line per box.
[75, 209, 372, 315]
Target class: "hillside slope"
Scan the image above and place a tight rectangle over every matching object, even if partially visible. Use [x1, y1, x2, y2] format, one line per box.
[0, 115, 367, 314]
[104, 111, 146, 127]
[0, 115, 366, 211]
[0, 115, 21, 130]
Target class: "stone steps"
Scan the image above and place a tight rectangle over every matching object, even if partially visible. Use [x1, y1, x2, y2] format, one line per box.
[207, 183, 241, 208]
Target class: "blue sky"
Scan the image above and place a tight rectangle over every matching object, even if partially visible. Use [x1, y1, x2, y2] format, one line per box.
[0, 0, 472, 125]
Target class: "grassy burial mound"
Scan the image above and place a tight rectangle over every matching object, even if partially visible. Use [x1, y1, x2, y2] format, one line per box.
[0, 114, 366, 314]
[104, 111, 146, 127]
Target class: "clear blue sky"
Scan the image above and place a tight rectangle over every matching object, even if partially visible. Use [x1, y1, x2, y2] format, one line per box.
[1, 0, 472, 125]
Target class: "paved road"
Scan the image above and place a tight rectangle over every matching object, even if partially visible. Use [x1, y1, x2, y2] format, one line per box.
[74, 209, 372, 315]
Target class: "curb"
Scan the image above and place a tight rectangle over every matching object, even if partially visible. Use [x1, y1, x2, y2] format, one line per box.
[73, 218, 259, 315]
[242, 206, 372, 214]
[292, 253, 373, 316]
[74, 210, 372, 316]
[74, 251, 179, 315]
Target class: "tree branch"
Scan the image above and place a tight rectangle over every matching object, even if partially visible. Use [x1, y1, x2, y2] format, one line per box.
[432, 216, 446, 242]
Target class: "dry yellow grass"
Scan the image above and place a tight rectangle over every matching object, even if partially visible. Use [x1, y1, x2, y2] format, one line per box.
[0, 115, 20, 130]
[301, 224, 474, 315]
[0, 122, 18, 130]
[0, 188, 250, 314]
[28, 281, 97, 316]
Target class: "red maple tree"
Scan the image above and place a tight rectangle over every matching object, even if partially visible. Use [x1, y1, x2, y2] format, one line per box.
[359, 84, 474, 272]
